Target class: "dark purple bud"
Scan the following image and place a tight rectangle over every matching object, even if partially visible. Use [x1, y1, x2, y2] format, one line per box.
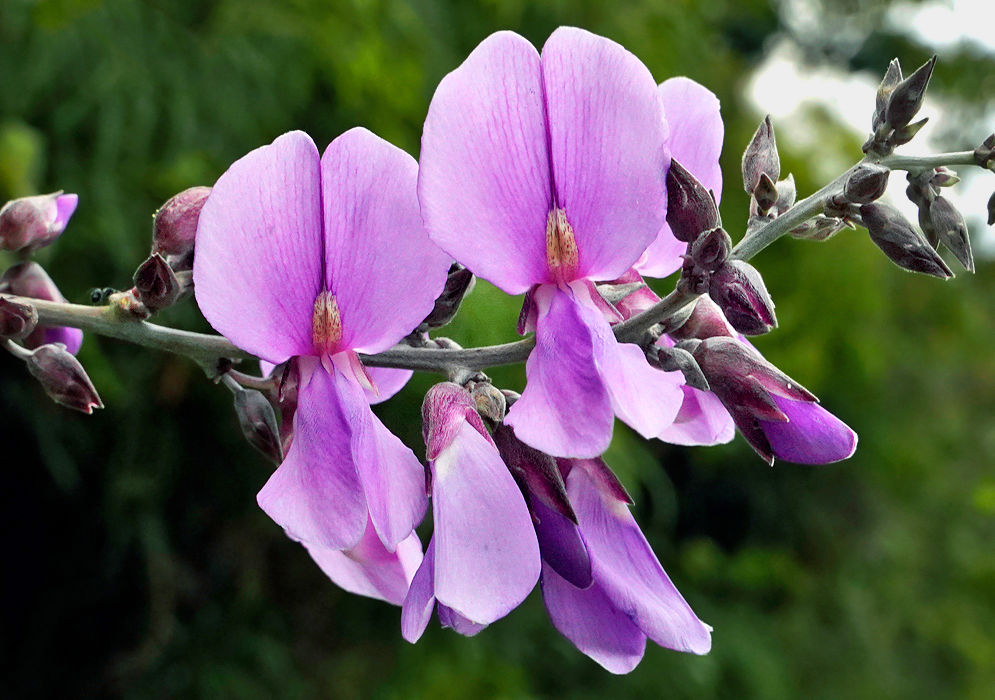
[422, 263, 475, 330]
[233, 388, 283, 464]
[919, 205, 939, 249]
[988, 191, 995, 227]
[708, 260, 777, 336]
[689, 227, 732, 272]
[973, 133, 994, 168]
[133, 253, 181, 312]
[930, 167, 960, 188]
[753, 172, 779, 215]
[742, 115, 780, 194]
[492, 424, 576, 523]
[0, 297, 38, 340]
[891, 117, 929, 147]
[24, 343, 103, 413]
[860, 202, 952, 278]
[844, 163, 891, 204]
[929, 196, 974, 272]
[775, 174, 797, 215]
[667, 295, 736, 341]
[0, 262, 83, 353]
[666, 159, 720, 243]
[679, 256, 710, 295]
[905, 181, 929, 208]
[885, 55, 935, 129]
[872, 59, 903, 130]
[790, 215, 848, 242]
[645, 344, 709, 391]
[152, 186, 211, 268]
[0, 192, 78, 253]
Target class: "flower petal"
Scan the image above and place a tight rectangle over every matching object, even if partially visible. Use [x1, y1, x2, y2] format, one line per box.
[541, 27, 668, 281]
[432, 420, 541, 624]
[657, 386, 736, 446]
[761, 396, 858, 464]
[600, 336, 686, 441]
[256, 361, 367, 550]
[438, 604, 489, 637]
[568, 466, 712, 654]
[418, 31, 552, 294]
[302, 517, 423, 605]
[194, 131, 323, 363]
[541, 562, 647, 674]
[40, 326, 83, 355]
[53, 194, 78, 231]
[401, 538, 437, 643]
[365, 366, 413, 405]
[321, 128, 450, 354]
[505, 285, 614, 458]
[533, 497, 593, 589]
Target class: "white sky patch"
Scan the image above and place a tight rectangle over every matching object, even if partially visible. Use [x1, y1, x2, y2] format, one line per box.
[888, 0, 995, 55]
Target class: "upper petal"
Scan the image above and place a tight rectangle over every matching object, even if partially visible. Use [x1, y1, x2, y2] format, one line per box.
[541, 27, 669, 281]
[569, 466, 712, 654]
[432, 420, 541, 624]
[256, 361, 368, 550]
[365, 366, 413, 405]
[194, 131, 323, 363]
[657, 386, 736, 446]
[760, 396, 858, 464]
[321, 128, 450, 354]
[418, 31, 552, 294]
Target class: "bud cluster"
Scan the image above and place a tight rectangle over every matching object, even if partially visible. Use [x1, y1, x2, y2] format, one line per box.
[864, 57, 935, 157]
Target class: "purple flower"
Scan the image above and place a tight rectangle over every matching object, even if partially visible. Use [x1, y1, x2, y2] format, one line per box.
[0, 191, 78, 253]
[193, 128, 451, 551]
[401, 383, 540, 640]
[539, 458, 712, 673]
[418, 28, 685, 459]
[0, 261, 83, 354]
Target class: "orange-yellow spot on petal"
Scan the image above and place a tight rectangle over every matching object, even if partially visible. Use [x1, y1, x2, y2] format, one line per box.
[313, 290, 342, 355]
[546, 207, 578, 283]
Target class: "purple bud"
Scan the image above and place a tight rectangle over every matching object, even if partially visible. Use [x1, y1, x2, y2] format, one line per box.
[0, 262, 83, 354]
[233, 388, 284, 464]
[929, 167, 960, 189]
[872, 59, 903, 130]
[422, 263, 475, 330]
[0, 192, 78, 253]
[891, 117, 929, 147]
[668, 295, 736, 341]
[24, 343, 103, 413]
[919, 205, 938, 249]
[775, 174, 797, 215]
[929, 196, 973, 272]
[152, 186, 211, 269]
[844, 163, 890, 204]
[689, 227, 732, 272]
[885, 55, 935, 129]
[666, 159, 720, 243]
[0, 297, 38, 340]
[679, 256, 710, 296]
[708, 260, 777, 336]
[860, 203, 952, 278]
[988, 191, 995, 227]
[133, 253, 182, 312]
[973, 133, 994, 168]
[645, 344, 709, 391]
[753, 172, 778, 213]
[492, 423, 575, 523]
[742, 115, 780, 194]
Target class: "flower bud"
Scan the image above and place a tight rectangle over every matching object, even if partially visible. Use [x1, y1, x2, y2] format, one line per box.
[0, 192, 78, 253]
[133, 253, 182, 312]
[860, 202, 952, 278]
[790, 215, 847, 242]
[679, 256, 710, 296]
[24, 343, 103, 413]
[689, 227, 732, 272]
[753, 172, 779, 214]
[471, 382, 507, 423]
[422, 382, 491, 461]
[645, 344, 709, 391]
[885, 55, 935, 129]
[930, 167, 960, 189]
[872, 58, 903, 130]
[844, 163, 890, 204]
[667, 295, 736, 341]
[152, 186, 211, 270]
[0, 297, 38, 340]
[742, 115, 780, 195]
[988, 191, 995, 227]
[775, 174, 797, 215]
[233, 388, 284, 464]
[708, 260, 777, 336]
[666, 159, 720, 243]
[891, 117, 929, 147]
[0, 262, 83, 353]
[421, 263, 475, 330]
[973, 133, 994, 169]
[929, 196, 973, 272]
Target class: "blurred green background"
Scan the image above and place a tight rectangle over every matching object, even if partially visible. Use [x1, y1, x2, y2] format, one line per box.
[2, 0, 995, 698]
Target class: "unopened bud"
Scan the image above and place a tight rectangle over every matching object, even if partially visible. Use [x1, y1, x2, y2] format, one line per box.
[775, 174, 796, 215]
[689, 227, 732, 272]
[919, 205, 938, 249]
[929, 196, 974, 272]
[708, 260, 777, 336]
[679, 256, 710, 295]
[885, 55, 935, 129]
[0, 192, 78, 253]
[134, 254, 181, 312]
[152, 186, 210, 270]
[872, 59, 903, 130]
[233, 388, 283, 464]
[930, 167, 960, 188]
[645, 345, 709, 391]
[844, 163, 890, 204]
[973, 133, 994, 168]
[24, 343, 103, 413]
[988, 191, 995, 227]
[471, 382, 506, 423]
[666, 159, 720, 243]
[891, 117, 929, 147]
[790, 215, 847, 242]
[422, 263, 475, 330]
[0, 297, 38, 340]
[742, 115, 780, 194]
[860, 202, 952, 278]
[667, 295, 736, 341]
[0, 262, 83, 353]
[753, 172, 778, 214]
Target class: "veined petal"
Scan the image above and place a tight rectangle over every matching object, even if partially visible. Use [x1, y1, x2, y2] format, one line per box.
[321, 128, 450, 354]
[761, 396, 858, 464]
[302, 517, 423, 605]
[401, 538, 437, 643]
[542, 27, 669, 281]
[256, 361, 367, 550]
[569, 466, 712, 654]
[365, 366, 413, 405]
[432, 421, 541, 624]
[541, 562, 647, 674]
[658, 386, 736, 447]
[194, 131, 323, 363]
[418, 31, 552, 294]
[505, 285, 614, 458]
